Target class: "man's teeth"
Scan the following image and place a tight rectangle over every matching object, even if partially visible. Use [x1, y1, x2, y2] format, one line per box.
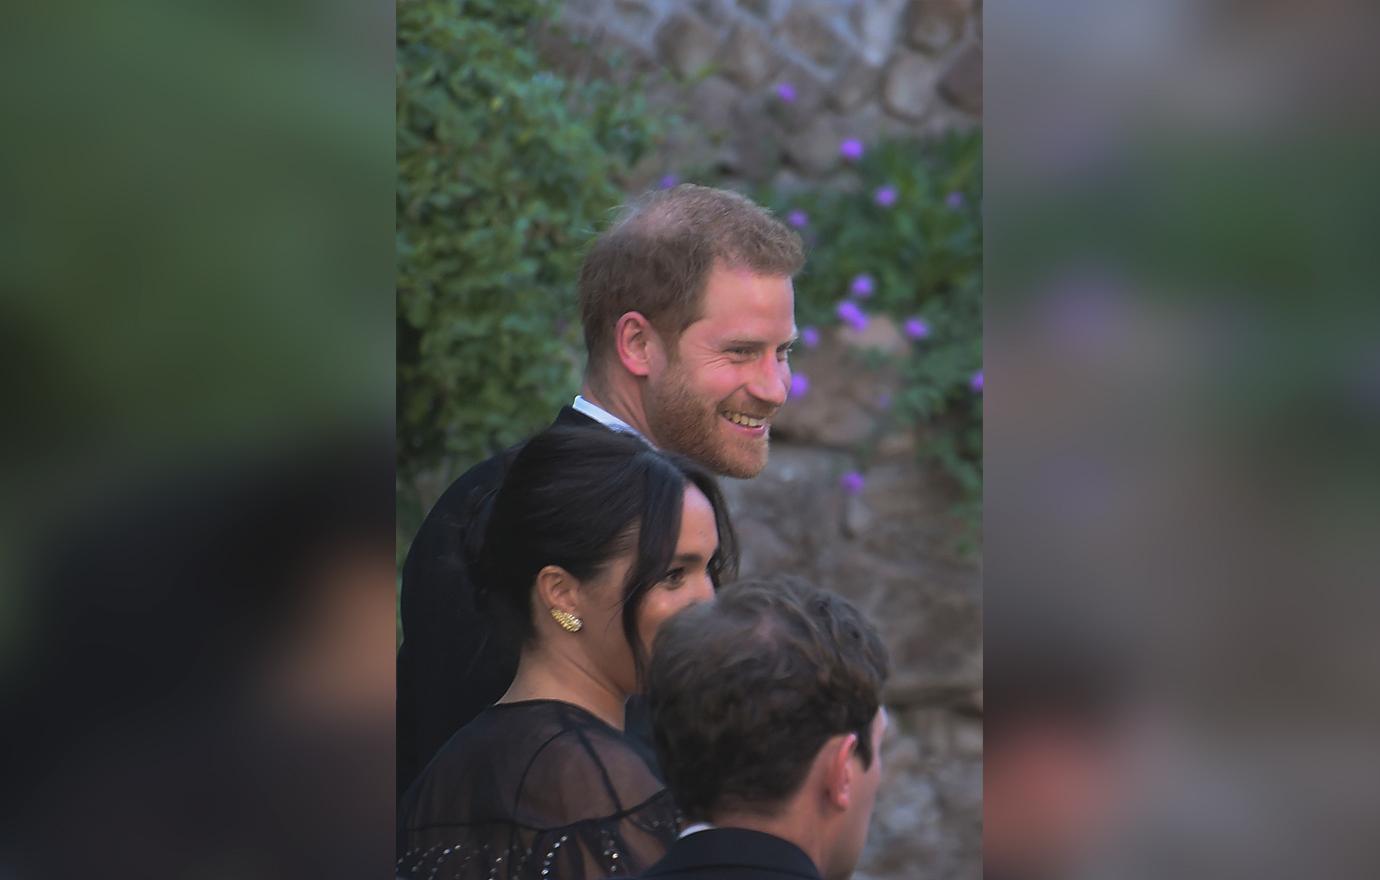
[725, 412, 766, 428]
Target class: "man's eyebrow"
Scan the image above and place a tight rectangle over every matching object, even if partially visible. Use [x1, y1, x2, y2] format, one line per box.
[720, 335, 799, 349]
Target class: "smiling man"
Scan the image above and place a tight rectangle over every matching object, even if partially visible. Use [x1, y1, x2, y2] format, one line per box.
[397, 185, 804, 794]
[576, 186, 801, 478]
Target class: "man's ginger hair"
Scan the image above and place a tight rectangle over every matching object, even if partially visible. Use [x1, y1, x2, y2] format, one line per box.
[578, 184, 804, 383]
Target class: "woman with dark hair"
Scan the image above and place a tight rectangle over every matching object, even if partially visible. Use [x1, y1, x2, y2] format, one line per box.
[397, 426, 738, 880]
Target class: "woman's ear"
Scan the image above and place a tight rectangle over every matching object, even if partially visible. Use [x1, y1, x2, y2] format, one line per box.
[615, 311, 665, 379]
[535, 564, 579, 618]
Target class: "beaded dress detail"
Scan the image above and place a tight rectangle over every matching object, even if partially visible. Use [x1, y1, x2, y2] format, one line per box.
[398, 701, 680, 880]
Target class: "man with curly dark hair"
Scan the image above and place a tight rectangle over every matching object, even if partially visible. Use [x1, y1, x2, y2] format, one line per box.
[643, 576, 891, 880]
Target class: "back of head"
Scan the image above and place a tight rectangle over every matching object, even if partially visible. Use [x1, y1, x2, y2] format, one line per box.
[578, 184, 804, 382]
[648, 575, 890, 821]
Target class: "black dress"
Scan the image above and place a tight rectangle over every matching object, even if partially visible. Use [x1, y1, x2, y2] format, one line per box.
[397, 700, 681, 880]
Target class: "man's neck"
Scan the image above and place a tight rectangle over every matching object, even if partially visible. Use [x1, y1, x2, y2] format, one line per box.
[580, 378, 657, 444]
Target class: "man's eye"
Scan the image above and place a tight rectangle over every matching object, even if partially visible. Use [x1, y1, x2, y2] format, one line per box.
[777, 346, 794, 361]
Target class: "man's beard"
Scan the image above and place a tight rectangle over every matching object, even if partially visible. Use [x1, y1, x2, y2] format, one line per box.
[645, 368, 770, 479]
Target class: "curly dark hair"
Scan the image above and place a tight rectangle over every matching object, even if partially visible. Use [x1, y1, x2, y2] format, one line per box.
[647, 575, 890, 821]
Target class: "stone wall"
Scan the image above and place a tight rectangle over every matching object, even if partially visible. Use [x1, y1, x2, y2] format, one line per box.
[544, 0, 982, 187]
[719, 319, 983, 880]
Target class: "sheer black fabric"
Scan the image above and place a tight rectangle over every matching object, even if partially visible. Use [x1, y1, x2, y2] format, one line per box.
[398, 701, 681, 880]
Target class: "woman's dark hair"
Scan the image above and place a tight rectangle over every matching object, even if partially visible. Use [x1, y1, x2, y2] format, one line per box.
[468, 426, 738, 676]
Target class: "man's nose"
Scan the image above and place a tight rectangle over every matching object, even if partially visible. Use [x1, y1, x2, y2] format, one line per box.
[748, 356, 789, 408]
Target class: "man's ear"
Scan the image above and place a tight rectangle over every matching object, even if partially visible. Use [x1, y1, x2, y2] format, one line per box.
[825, 733, 859, 811]
[535, 564, 579, 620]
[614, 311, 664, 378]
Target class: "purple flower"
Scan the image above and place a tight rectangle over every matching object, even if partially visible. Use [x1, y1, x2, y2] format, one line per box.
[849, 274, 875, 298]
[775, 82, 797, 103]
[659, 173, 679, 189]
[841, 471, 866, 495]
[790, 373, 810, 398]
[874, 185, 898, 207]
[970, 370, 984, 392]
[787, 209, 809, 228]
[801, 326, 821, 348]
[840, 138, 864, 161]
[877, 392, 892, 410]
[835, 300, 868, 331]
[945, 190, 965, 209]
[904, 317, 930, 340]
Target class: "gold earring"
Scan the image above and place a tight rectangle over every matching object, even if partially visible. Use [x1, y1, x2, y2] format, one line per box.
[550, 608, 583, 633]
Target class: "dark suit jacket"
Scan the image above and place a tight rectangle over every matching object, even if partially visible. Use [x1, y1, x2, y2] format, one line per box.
[396, 406, 602, 794]
[637, 828, 824, 880]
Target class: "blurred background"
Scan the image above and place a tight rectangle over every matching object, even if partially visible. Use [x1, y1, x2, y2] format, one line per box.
[986, 0, 1380, 878]
[1, 0, 395, 877]
[396, 1, 984, 877]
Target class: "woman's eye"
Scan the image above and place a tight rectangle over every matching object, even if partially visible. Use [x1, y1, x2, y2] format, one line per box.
[662, 568, 686, 587]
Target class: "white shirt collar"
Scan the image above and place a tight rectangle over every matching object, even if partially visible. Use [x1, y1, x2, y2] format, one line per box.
[678, 822, 715, 839]
[572, 395, 643, 439]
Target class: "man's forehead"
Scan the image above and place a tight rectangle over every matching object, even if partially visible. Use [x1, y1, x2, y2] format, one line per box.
[691, 273, 794, 330]
[701, 268, 793, 301]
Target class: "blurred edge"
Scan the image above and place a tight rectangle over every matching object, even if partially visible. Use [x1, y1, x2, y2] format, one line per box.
[986, 1, 1380, 878]
[0, 0, 395, 878]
